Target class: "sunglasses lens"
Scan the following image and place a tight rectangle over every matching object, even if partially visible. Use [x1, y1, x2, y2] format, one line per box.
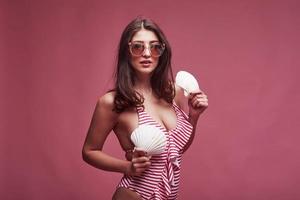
[131, 43, 144, 56]
[150, 43, 165, 57]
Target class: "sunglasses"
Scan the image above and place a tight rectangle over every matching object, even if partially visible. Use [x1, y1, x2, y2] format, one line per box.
[128, 41, 165, 57]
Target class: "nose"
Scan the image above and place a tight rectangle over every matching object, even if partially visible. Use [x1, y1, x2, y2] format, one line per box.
[142, 45, 151, 57]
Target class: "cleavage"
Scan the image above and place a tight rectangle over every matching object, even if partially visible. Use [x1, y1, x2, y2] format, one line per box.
[142, 105, 177, 131]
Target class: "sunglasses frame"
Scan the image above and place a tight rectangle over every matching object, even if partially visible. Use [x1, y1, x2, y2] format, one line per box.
[128, 41, 166, 57]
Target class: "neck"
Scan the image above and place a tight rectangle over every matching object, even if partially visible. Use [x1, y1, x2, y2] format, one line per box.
[134, 73, 152, 93]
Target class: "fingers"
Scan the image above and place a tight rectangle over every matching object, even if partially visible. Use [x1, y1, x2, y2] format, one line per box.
[128, 149, 152, 176]
[125, 149, 147, 161]
[125, 149, 133, 161]
[132, 149, 147, 157]
[189, 91, 207, 98]
[132, 157, 151, 168]
[188, 91, 203, 97]
[189, 92, 208, 108]
[131, 156, 151, 176]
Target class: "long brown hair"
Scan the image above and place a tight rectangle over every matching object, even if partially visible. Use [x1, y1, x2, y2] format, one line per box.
[113, 16, 175, 113]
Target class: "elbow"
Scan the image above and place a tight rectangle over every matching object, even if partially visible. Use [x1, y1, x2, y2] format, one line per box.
[82, 148, 89, 163]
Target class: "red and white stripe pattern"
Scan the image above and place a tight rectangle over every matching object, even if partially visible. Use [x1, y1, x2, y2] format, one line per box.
[117, 102, 194, 199]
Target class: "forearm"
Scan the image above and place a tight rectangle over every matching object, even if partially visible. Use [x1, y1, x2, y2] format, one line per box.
[82, 149, 130, 174]
[182, 90, 208, 153]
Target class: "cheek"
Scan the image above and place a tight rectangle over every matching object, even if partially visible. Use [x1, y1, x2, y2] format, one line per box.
[129, 57, 139, 68]
[153, 57, 159, 64]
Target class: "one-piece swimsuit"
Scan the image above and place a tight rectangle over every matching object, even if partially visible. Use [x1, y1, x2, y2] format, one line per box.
[117, 102, 194, 200]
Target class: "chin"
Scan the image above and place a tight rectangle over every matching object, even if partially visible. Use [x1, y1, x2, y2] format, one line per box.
[133, 65, 157, 75]
[138, 68, 156, 74]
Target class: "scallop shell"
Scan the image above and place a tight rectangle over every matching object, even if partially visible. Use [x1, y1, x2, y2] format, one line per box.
[175, 71, 200, 96]
[130, 124, 167, 155]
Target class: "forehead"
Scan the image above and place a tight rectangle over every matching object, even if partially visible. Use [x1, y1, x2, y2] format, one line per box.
[131, 29, 159, 42]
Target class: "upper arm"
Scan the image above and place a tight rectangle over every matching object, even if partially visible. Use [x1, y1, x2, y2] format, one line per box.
[174, 84, 188, 113]
[82, 92, 118, 152]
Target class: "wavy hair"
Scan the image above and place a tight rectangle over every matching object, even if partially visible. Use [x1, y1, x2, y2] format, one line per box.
[113, 16, 175, 113]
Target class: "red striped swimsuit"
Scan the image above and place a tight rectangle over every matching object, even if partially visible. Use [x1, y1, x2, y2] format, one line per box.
[117, 102, 194, 200]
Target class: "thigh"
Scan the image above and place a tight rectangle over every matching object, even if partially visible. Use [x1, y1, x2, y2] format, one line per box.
[112, 187, 142, 200]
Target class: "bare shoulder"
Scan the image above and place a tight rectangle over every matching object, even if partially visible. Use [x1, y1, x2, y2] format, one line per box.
[98, 91, 116, 108]
[95, 91, 118, 119]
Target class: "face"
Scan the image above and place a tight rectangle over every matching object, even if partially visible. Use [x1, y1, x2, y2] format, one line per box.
[129, 29, 163, 76]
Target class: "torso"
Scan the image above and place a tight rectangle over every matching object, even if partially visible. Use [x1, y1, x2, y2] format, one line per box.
[113, 96, 178, 153]
[109, 85, 187, 199]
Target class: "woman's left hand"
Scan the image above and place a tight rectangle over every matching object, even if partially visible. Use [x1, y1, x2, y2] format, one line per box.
[188, 91, 208, 120]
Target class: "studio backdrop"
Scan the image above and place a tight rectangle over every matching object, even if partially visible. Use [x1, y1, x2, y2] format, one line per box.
[1, 0, 300, 199]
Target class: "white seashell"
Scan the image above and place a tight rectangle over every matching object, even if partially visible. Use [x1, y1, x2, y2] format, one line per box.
[130, 124, 167, 155]
[175, 71, 200, 96]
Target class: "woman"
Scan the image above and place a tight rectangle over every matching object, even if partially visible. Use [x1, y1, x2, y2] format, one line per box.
[82, 17, 208, 200]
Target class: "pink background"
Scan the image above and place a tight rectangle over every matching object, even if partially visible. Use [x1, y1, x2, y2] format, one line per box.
[1, 0, 300, 199]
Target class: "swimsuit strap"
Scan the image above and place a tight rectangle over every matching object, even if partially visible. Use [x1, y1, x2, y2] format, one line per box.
[136, 105, 144, 113]
[124, 106, 144, 155]
[136, 106, 144, 125]
[172, 100, 190, 122]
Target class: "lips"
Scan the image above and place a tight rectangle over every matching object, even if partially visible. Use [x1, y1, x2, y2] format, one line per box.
[140, 60, 152, 64]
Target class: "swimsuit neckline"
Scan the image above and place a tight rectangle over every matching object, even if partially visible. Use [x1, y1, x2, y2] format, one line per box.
[137, 102, 179, 133]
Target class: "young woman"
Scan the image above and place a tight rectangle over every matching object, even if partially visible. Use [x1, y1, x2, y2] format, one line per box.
[82, 17, 208, 200]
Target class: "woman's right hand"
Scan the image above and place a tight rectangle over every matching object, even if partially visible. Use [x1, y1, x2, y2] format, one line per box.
[125, 149, 151, 176]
